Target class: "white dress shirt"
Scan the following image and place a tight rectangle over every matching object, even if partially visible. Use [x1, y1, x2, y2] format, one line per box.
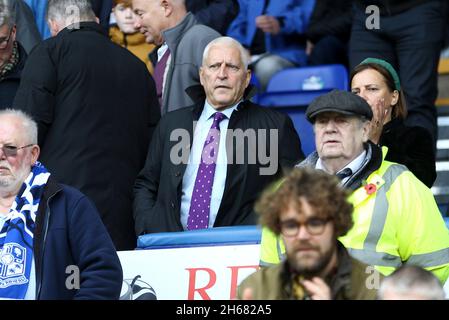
[180, 101, 240, 230]
[157, 43, 171, 97]
[316, 150, 367, 185]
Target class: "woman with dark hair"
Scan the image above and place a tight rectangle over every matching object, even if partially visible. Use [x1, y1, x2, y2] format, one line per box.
[350, 58, 436, 187]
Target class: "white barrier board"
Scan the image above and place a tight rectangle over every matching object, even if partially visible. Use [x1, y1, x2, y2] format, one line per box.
[118, 244, 260, 300]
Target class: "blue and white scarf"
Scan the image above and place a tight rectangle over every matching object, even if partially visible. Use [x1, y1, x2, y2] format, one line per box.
[0, 162, 50, 299]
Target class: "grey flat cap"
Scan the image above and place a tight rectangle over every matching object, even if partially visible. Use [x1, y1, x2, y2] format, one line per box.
[306, 90, 373, 123]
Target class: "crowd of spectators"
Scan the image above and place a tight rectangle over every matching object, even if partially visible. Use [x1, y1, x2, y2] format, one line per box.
[0, 0, 448, 300]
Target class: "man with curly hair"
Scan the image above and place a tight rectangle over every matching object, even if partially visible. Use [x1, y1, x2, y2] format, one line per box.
[238, 167, 380, 300]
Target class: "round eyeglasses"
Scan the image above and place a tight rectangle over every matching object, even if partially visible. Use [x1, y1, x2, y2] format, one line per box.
[280, 217, 331, 237]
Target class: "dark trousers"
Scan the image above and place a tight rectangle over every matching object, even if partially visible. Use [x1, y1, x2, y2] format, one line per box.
[350, 0, 447, 143]
[308, 35, 349, 69]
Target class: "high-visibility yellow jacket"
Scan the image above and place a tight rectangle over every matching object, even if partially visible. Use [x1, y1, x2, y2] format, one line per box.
[260, 148, 449, 283]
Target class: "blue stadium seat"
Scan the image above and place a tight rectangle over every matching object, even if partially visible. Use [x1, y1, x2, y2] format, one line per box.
[275, 104, 315, 156]
[258, 64, 349, 156]
[265, 64, 349, 94]
[137, 226, 262, 249]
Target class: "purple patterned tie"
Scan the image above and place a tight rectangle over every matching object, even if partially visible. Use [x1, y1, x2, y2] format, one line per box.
[153, 48, 170, 107]
[187, 112, 226, 230]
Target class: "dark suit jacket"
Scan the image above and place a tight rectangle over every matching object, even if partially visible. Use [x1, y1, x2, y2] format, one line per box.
[133, 98, 304, 235]
[13, 22, 160, 250]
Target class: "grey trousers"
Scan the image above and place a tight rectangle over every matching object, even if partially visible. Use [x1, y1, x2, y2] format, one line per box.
[251, 54, 296, 92]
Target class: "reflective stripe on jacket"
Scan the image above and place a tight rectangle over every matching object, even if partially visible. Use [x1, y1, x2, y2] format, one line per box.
[260, 149, 449, 283]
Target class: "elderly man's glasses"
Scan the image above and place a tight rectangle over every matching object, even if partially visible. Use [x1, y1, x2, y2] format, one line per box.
[280, 217, 331, 237]
[1, 144, 34, 157]
[0, 28, 13, 50]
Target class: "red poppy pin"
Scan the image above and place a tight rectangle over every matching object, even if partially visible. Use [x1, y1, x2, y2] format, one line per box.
[364, 183, 377, 195]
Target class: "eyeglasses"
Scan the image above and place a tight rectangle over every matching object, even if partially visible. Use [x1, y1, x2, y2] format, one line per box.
[1, 144, 34, 157]
[0, 28, 13, 50]
[280, 217, 331, 237]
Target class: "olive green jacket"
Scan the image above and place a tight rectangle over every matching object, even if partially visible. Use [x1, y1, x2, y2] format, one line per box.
[238, 242, 381, 300]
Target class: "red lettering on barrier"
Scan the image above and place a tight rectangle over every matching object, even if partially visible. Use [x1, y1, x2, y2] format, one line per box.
[186, 268, 217, 300]
[228, 265, 259, 299]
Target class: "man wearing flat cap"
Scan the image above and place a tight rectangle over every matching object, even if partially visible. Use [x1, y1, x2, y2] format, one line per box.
[259, 90, 449, 291]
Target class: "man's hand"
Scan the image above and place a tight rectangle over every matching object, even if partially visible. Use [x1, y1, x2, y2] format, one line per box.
[255, 15, 281, 35]
[301, 277, 331, 300]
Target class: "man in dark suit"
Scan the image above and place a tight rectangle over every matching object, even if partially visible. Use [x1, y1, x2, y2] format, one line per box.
[13, 0, 160, 250]
[133, 36, 304, 234]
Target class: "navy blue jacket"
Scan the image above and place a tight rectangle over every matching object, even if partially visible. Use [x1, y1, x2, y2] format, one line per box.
[33, 177, 123, 299]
